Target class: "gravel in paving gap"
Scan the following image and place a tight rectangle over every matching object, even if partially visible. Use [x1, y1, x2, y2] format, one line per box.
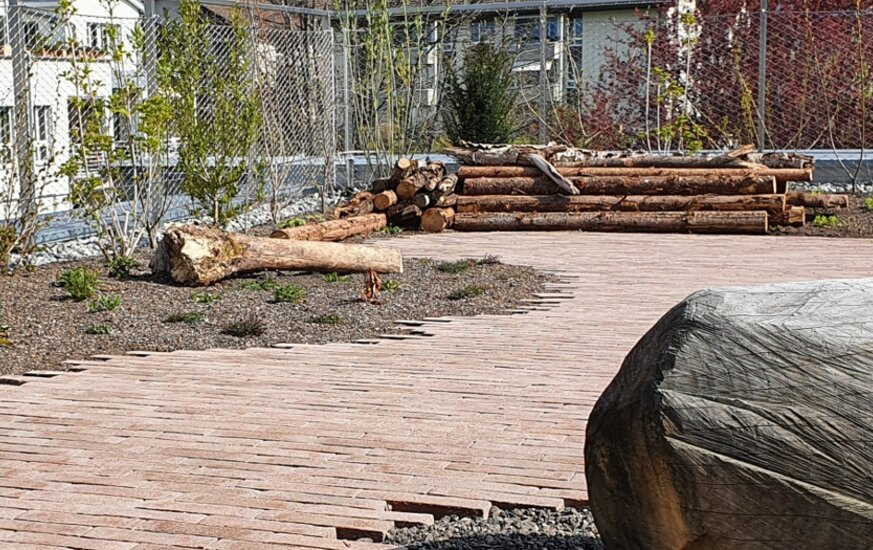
[0, 254, 556, 376]
[385, 507, 603, 550]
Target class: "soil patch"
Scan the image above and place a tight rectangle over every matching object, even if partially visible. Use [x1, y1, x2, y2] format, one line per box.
[0, 252, 555, 376]
[775, 193, 873, 238]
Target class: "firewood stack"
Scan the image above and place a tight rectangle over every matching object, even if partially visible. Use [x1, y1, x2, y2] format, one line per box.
[442, 143, 847, 235]
[335, 158, 460, 233]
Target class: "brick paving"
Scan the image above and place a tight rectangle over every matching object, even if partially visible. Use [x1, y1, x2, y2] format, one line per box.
[1, 232, 872, 549]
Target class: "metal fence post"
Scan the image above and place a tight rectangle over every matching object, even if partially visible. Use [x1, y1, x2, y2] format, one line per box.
[757, 0, 768, 152]
[9, 0, 35, 223]
[342, 28, 354, 189]
[539, 3, 548, 144]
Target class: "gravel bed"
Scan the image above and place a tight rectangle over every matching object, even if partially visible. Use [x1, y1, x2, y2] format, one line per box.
[0, 253, 555, 376]
[385, 507, 602, 550]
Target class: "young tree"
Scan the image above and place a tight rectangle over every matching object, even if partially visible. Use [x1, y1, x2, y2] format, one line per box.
[442, 42, 517, 144]
[158, 0, 261, 227]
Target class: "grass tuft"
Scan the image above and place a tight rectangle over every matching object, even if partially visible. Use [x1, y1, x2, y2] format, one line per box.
[437, 259, 475, 274]
[85, 324, 112, 335]
[86, 295, 121, 313]
[812, 214, 840, 228]
[191, 291, 221, 304]
[380, 225, 404, 235]
[273, 284, 305, 304]
[381, 279, 401, 292]
[242, 278, 280, 291]
[323, 272, 352, 284]
[164, 311, 204, 324]
[476, 254, 502, 266]
[222, 315, 266, 337]
[59, 267, 100, 301]
[864, 197, 873, 211]
[448, 285, 486, 300]
[309, 313, 345, 325]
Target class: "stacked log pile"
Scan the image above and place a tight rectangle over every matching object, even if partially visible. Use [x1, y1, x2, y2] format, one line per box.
[441, 143, 848, 235]
[336, 158, 460, 233]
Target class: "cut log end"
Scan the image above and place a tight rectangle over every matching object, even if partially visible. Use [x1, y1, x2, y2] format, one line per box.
[421, 208, 456, 233]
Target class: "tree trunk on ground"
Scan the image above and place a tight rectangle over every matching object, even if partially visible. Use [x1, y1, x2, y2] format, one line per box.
[785, 191, 849, 209]
[586, 279, 873, 550]
[386, 201, 422, 226]
[396, 173, 431, 199]
[462, 176, 777, 196]
[270, 213, 387, 241]
[421, 207, 455, 233]
[458, 166, 810, 183]
[374, 190, 398, 211]
[452, 211, 768, 235]
[333, 191, 374, 219]
[456, 194, 787, 216]
[152, 225, 403, 286]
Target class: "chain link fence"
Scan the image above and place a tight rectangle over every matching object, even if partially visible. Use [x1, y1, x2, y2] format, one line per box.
[0, 2, 335, 248]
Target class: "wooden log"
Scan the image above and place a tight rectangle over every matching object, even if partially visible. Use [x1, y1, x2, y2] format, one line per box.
[412, 193, 431, 209]
[462, 175, 777, 196]
[551, 145, 759, 169]
[371, 178, 394, 194]
[333, 191, 374, 219]
[421, 162, 447, 192]
[772, 206, 806, 227]
[785, 191, 849, 209]
[270, 213, 387, 241]
[432, 174, 459, 198]
[386, 201, 422, 226]
[373, 190, 398, 211]
[431, 193, 459, 208]
[457, 166, 811, 183]
[396, 173, 430, 200]
[526, 153, 580, 195]
[390, 158, 415, 183]
[586, 279, 873, 550]
[421, 207, 455, 233]
[152, 225, 402, 287]
[453, 211, 768, 235]
[456, 194, 787, 216]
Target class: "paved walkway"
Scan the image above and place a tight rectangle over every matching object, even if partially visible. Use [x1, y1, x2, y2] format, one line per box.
[1, 232, 872, 549]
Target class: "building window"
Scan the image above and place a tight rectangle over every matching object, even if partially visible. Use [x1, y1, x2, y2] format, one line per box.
[23, 22, 39, 49]
[88, 22, 118, 51]
[471, 19, 495, 44]
[570, 18, 583, 43]
[33, 106, 51, 162]
[514, 17, 560, 43]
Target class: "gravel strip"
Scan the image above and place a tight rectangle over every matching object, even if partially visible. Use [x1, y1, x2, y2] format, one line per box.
[385, 507, 602, 550]
[0, 253, 556, 376]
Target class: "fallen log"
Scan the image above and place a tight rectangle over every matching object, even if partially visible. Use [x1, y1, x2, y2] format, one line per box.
[456, 194, 787, 216]
[526, 153, 580, 195]
[462, 175, 777, 196]
[333, 191, 374, 219]
[453, 211, 768, 234]
[785, 191, 849, 209]
[396, 173, 431, 200]
[373, 190, 398, 211]
[386, 201, 422, 226]
[421, 207, 455, 233]
[412, 193, 431, 209]
[550, 145, 760, 169]
[586, 279, 873, 550]
[152, 225, 403, 286]
[458, 166, 811, 183]
[270, 213, 387, 241]
[772, 205, 806, 227]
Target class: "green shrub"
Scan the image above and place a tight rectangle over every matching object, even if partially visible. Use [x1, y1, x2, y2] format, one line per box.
[59, 267, 100, 301]
[87, 295, 121, 313]
[381, 279, 401, 292]
[164, 311, 204, 324]
[107, 256, 138, 279]
[191, 291, 221, 304]
[476, 254, 502, 266]
[273, 284, 305, 303]
[812, 214, 840, 228]
[380, 225, 404, 235]
[442, 42, 517, 144]
[323, 272, 352, 284]
[309, 313, 345, 325]
[437, 259, 475, 274]
[85, 324, 112, 335]
[279, 217, 307, 229]
[222, 315, 266, 337]
[242, 278, 280, 291]
[864, 197, 873, 211]
[448, 286, 486, 300]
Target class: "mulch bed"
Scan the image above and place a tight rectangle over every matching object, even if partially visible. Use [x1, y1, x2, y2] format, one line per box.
[775, 193, 873, 238]
[0, 252, 555, 377]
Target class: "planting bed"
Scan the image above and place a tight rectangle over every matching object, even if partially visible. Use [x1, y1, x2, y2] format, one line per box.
[0, 252, 553, 376]
[773, 192, 873, 237]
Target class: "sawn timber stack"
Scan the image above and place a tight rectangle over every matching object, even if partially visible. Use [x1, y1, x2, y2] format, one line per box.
[442, 143, 847, 235]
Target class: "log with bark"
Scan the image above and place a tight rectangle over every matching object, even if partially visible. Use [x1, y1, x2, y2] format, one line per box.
[333, 191, 374, 219]
[395, 173, 431, 200]
[462, 175, 777, 196]
[270, 213, 387, 241]
[386, 201, 422, 226]
[586, 279, 873, 550]
[453, 211, 768, 234]
[785, 191, 849, 209]
[457, 166, 811, 184]
[420, 207, 455, 233]
[373, 190, 398, 211]
[152, 225, 403, 286]
[431, 193, 459, 208]
[772, 205, 806, 227]
[456, 194, 787, 216]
